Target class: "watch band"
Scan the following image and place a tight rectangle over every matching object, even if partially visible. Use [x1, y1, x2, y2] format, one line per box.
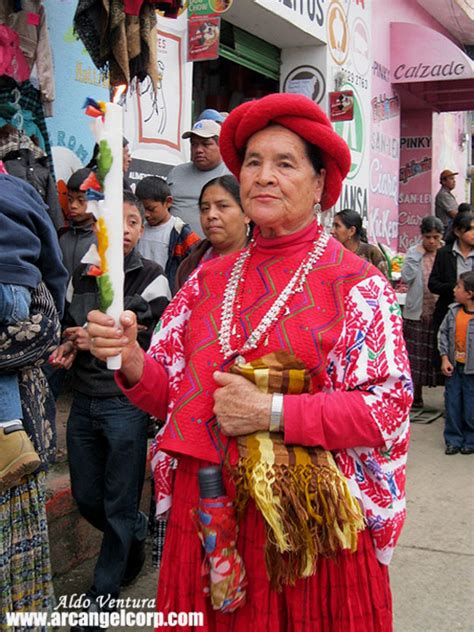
[269, 393, 284, 433]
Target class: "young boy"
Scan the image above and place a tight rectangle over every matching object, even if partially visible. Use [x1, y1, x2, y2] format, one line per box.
[49, 191, 171, 616]
[59, 168, 97, 278]
[0, 174, 68, 491]
[135, 176, 200, 292]
[438, 271, 474, 455]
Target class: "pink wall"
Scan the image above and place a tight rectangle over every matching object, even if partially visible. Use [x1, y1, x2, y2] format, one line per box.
[371, 0, 460, 252]
[432, 112, 469, 205]
[398, 110, 432, 251]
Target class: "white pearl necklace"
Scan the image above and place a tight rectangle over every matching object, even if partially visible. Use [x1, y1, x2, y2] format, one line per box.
[219, 229, 330, 360]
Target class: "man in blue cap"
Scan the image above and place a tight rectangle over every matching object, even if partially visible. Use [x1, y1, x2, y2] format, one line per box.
[196, 108, 227, 124]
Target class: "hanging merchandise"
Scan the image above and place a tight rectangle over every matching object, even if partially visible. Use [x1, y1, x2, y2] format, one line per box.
[0, 77, 54, 173]
[0, 124, 63, 229]
[123, 0, 181, 18]
[0, 1, 55, 116]
[0, 25, 30, 83]
[73, 0, 180, 89]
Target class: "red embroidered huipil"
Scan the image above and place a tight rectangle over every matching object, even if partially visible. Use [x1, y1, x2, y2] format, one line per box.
[118, 221, 412, 565]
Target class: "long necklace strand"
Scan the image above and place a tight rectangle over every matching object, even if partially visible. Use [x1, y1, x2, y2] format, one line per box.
[219, 229, 330, 360]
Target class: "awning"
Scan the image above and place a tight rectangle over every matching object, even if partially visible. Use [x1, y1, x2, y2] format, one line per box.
[390, 22, 474, 112]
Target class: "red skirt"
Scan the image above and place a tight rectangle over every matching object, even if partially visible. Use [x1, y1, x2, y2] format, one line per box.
[156, 456, 392, 631]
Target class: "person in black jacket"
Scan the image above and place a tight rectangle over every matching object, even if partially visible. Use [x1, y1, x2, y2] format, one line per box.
[429, 212, 474, 332]
[49, 192, 171, 624]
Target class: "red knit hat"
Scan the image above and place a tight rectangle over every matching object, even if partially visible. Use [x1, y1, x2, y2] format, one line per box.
[219, 93, 351, 210]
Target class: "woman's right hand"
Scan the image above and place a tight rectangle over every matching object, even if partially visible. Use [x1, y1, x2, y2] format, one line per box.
[87, 310, 143, 378]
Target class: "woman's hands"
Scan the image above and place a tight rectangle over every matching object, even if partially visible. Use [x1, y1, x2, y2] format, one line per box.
[86, 310, 145, 386]
[213, 371, 272, 436]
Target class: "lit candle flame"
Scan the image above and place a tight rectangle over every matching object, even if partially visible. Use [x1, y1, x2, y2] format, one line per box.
[112, 85, 126, 104]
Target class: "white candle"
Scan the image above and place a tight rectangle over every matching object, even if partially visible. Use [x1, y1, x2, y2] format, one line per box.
[94, 102, 124, 370]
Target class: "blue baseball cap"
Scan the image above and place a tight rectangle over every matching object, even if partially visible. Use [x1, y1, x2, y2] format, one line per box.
[196, 108, 225, 123]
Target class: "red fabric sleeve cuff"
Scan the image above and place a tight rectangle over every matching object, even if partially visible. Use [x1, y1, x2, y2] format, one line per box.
[114, 352, 169, 420]
[284, 391, 384, 450]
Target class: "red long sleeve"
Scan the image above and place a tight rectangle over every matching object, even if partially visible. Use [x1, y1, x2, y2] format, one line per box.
[284, 390, 384, 450]
[115, 351, 169, 419]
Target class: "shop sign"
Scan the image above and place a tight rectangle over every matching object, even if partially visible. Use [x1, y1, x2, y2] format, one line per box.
[393, 61, 467, 82]
[283, 66, 325, 104]
[351, 18, 370, 77]
[187, 16, 220, 62]
[188, 0, 233, 16]
[329, 90, 353, 121]
[333, 85, 365, 179]
[255, 0, 325, 28]
[370, 158, 398, 202]
[327, 0, 349, 66]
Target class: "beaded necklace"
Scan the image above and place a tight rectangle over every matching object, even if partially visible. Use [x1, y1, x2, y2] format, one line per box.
[219, 227, 330, 361]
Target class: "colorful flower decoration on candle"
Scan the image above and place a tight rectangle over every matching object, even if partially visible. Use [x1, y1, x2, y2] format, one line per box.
[80, 97, 117, 313]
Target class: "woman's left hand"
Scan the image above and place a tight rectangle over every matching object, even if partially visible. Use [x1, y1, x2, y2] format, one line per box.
[213, 371, 272, 436]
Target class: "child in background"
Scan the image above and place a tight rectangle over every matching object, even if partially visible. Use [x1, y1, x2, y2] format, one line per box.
[438, 271, 474, 455]
[59, 168, 97, 278]
[0, 174, 68, 491]
[135, 176, 200, 292]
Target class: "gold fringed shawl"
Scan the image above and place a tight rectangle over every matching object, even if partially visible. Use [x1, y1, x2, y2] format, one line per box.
[229, 352, 365, 590]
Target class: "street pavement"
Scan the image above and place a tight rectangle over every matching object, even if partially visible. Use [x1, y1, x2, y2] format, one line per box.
[53, 387, 474, 631]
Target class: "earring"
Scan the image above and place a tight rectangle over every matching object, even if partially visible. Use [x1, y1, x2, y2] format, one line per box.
[313, 202, 321, 224]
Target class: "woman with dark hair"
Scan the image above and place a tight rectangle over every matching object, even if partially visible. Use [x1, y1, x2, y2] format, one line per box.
[331, 208, 389, 277]
[401, 216, 444, 408]
[175, 175, 251, 290]
[429, 213, 474, 332]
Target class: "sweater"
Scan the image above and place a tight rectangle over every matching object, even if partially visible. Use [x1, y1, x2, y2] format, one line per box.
[428, 243, 459, 331]
[0, 173, 67, 316]
[167, 161, 230, 237]
[65, 248, 171, 397]
[138, 215, 200, 292]
[118, 221, 412, 565]
[438, 303, 474, 374]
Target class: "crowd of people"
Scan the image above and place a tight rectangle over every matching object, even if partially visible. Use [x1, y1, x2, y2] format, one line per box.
[0, 94, 472, 631]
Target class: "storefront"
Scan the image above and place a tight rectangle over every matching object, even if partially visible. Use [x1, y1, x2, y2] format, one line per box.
[192, 22, 280, 117]
[39, 0, 473, 252]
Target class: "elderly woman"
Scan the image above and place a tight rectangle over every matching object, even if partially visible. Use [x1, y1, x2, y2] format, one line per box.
[331, 208, 389, 277]
[87, 94, 411, 631]
[401, 216, 444, 408]
[175, 175, 251, 290]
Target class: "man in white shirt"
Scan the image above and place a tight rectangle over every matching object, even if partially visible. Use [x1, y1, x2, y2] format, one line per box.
[167, 119, 230, 236]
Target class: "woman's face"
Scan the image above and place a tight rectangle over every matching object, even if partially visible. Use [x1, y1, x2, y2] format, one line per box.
[455, 220, 474, 249]
[239, 126, 325, 237]
[199, 184, 249, 254]
[421, 230, 442, 253]
[330, 216, 356, 244]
